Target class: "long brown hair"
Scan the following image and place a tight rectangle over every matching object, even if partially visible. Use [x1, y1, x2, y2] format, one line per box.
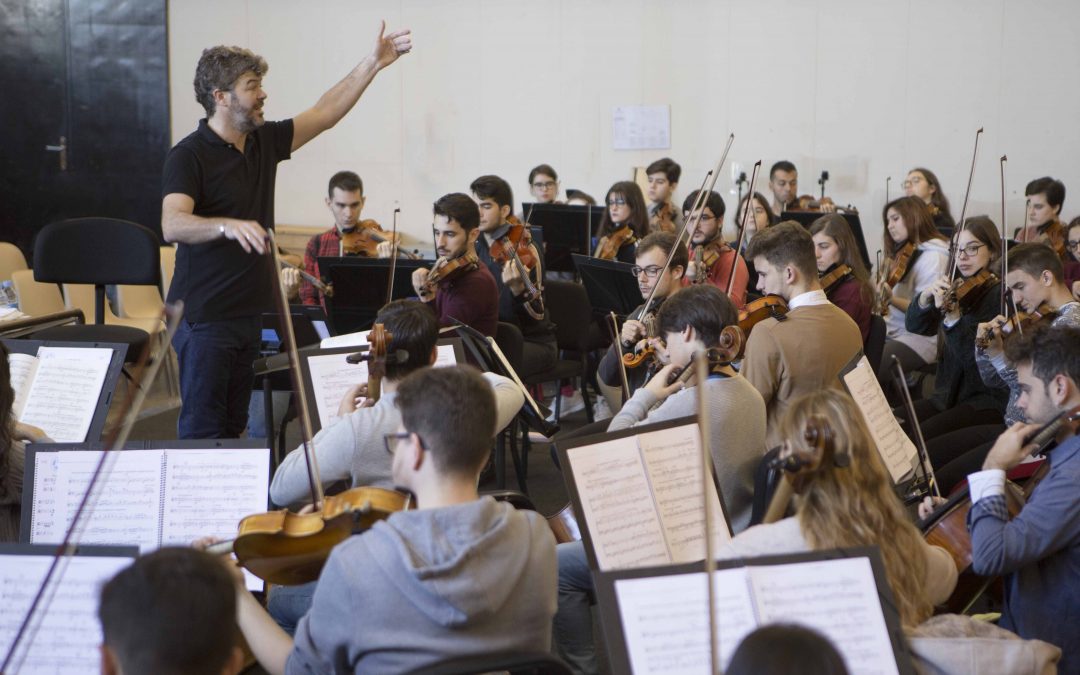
[781, 390, 933, 627]
[909, 167, 952, 219]
[598, 181, 649, 239]
[809, 214, 874, 305]
[0, 341, 14, 481]
[882, 196, 945, 257]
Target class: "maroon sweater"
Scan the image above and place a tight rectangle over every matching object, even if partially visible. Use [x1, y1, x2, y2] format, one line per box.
[429, 264, 499, 338]
[826, 276, 872, 343]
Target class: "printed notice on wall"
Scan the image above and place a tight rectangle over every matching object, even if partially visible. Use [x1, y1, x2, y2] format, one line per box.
[613, 105, 670, 150]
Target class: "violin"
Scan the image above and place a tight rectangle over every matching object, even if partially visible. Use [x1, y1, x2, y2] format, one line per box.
[974, 302, 1054, 350]
[819, 263, 853, 294]
[341, 219, 420, 259]
[736, 295, 789, 356]
[689, 241, 725, 285]
[785, 195, 859, 215]
[663, 328, 744, 385]
[885, 241, 917, 288]
[621, 307, 661, 369]
[491, 216, 545, 319]
[650, 201, 677, 234]
[594, 225, 636, 260]
[423, 250, 480, 292]
[944, 268, 998, 315]
[279, 258, 333, 298]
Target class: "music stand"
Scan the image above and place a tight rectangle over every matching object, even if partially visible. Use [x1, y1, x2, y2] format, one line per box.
[318, 257, 428, 335]
[571, 254, 642, 318]
[782, 211, 871, 268]
[523, 203, 604, 273]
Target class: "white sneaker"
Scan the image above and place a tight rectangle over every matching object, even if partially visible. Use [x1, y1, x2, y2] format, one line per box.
[592, 397, 612, 421]
[546, 390, 586, 421]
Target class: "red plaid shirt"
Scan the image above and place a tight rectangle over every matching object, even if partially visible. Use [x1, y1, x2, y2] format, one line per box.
[301, 227, 346, 305]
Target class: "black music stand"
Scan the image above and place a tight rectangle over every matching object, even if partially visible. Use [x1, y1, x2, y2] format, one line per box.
[571, 254, 642, 318]
[782, 211, 871, 268]
[523, 203, 604, 273]
[318, 257, 428, 335]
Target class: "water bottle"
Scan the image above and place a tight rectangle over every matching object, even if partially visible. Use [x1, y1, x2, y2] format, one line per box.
[0, 280, 17, 309]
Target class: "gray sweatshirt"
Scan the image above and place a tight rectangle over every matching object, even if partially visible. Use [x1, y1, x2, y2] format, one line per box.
[286, 497, 557, 674]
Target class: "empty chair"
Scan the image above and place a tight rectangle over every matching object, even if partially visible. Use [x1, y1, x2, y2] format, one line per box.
[0, 242, 28, 282]
[11, 269, 65, 316]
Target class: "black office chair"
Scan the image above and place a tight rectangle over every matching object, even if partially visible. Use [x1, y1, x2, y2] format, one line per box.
[491, 321, 528, 492]
[404, 651, 573, 675]
[31, 218, 160, 361]
[522, 280, 595, 424]
[865, 313, 887, 378]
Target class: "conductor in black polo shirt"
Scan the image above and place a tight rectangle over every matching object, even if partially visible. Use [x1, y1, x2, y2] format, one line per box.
[161, 22, 412, 439]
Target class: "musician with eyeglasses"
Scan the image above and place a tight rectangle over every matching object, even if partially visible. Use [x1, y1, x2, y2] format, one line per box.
[526, 164, 561, 205]
[680, 189, 750, 309]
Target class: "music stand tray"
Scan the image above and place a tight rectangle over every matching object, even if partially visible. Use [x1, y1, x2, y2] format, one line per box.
[571, 254, 642, 318]
[523, 203, 605, 273]
[318, 256, 427, 335]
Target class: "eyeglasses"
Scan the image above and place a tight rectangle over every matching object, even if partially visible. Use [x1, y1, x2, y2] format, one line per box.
[532, 181, 556, 190]
[901, 178, 923, 189]
[607, 198, 627, 207]
[954, 242, 987, 258]
[383, 431, 426, 455]
[631, 265, 663, 278]
[1067, 239, 1080, 251]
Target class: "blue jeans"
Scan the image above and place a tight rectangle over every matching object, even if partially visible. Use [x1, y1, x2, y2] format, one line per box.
[172, 316, 261, 439]
[553, 541, 599, 675]
[267, 581, 316, 635]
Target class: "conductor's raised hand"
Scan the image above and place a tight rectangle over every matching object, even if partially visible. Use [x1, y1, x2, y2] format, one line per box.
[371, 20, 413, 71]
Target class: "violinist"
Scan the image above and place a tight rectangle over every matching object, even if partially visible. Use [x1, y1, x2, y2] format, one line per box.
[527, 164, 561, 204]
[216, 366, 557, 674]
[878, 197, 949, 395]
[411, 193, 499, 337]
[767, 160, 799, 217]
[741, 222, 863, 448]
[1015, 177, 1067, 260]
[810, 214, 873, 342]
[905, 217, 1006, 439]
[645, 157, 682, 234]
[903, 167, 956, 235]
[736, 191, 778, 297]
[593, 181, 648, 262]
[680, 189, 750, 309]
[470, 175, 557, 377]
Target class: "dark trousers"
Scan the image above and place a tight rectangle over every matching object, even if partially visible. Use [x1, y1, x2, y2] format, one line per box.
[520, 339, 558, 380]
[910, 399, 1004, 442]
[173, 316, 261, 439]
[929, 423, 1004, 494]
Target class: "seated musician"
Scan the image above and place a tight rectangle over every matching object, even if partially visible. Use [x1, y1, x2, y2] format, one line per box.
[301, 171, 388, 306]
[99, 547, 245, 675]
[926, 242, 1080, 491]
[767, 160, 799, 217]
[593, 181, 649, 263]
[411, 193, 499, 337]
[645, 157, 682, 234]
[681, 189, 750, 309]
[0, 341, 52, 543]
[964, 324, 1080, 672]
[905, 217, 1007, 440]
[565, 189, 595, 206]
[741, 221, 863, 448]
[596, 232, 686, 407]
[904, 167, 956, 234]
[736, 191, 778, 296]
[527, 163, 561, 205]
[719, 389, 957, 628]
[470, 174, 557, 377]
[810, 213, 874, 342]
[553, 285, 766, 673]
[216, 366, 557, 674]
[1015, 176, 1067, 260]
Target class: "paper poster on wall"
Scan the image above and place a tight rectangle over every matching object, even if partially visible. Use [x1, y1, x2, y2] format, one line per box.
[613, 105, 670, 150]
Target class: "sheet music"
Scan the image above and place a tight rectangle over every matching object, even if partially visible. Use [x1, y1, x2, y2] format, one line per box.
[433, 343, 457, 367]
[615, 568, 759, 675]
[842, 356, 917, 483]
[637, 425, 731, 563]
[749, 558, 899, 675]
[45, 451, 163, 552]
[307, 352, 368, 430]
[18, 347, 113, 442]
[0, 553, 133, 674]
[321, 330, 369, 349]
[28, 453, 61, 542]
[7, 352, 37, 419]
[566, 438, 671, 570]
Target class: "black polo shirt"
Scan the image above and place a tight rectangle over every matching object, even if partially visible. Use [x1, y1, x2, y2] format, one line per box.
[162, 118, 293, 321]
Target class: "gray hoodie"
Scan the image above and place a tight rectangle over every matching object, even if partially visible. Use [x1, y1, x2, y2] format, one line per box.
[286, 497, 557, 674]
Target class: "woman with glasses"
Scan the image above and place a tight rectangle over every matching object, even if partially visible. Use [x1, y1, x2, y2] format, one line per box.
[593, 180, 649, 262]
[903, 167, 955, 235]
[904, 216, 1007, 439]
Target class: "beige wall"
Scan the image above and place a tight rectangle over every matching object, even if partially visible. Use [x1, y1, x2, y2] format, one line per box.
[168, 0, 1080, 255]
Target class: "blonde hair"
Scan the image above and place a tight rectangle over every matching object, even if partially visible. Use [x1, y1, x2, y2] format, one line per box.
[780, 390, 933, 627]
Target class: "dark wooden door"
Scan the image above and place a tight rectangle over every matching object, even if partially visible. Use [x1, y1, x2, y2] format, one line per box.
[0, 0, 168, 263]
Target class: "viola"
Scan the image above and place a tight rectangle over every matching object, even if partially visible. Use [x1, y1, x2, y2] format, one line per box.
[944, 268, 998, 315]
[491, 217, 545, 319]
[974, 302, 1054, 350]
[736, 295, 789, 356]
[423, 250, 480, 292]
[819, 263, 853, 294]
[594, 225, 636, 260]
[663, 328, 744, 385]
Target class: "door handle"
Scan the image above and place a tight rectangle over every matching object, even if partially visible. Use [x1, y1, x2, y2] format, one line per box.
[45, 136, 67, 171]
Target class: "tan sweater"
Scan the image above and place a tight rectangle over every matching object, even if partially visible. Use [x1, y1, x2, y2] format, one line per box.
[741, 303, 863, 448]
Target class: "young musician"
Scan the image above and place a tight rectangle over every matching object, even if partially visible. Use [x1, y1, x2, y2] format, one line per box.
[877, 197, 949, 387]
[966, 325, 1080, 672]
[903, 167, 955, 234]
[565, 189, 595, 206]
[596, 232, 686, 405]
[718, 389, 957, 628]
[99, 548, 245, 675]
[741, 221, 863, 447]
[470, 175, 556, 377]
[527, 164, 560, 204]
[593, 181, 648, 263]
[767, 160, 799, 217]
[906, 217, 1007, 439]
[810, 214, 874, 342]
[162, 26, 411, 439]
[217, 366, 557, 674]
[1016, 177, 1067, 259]
[645, 157, 682, 234]
[411, 193, 499, 337]
[681, 189, 750, 309]
[735, 191, 777, 296]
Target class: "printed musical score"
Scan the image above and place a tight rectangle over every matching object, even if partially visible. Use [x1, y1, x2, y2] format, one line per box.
[842, 356, 917, 483]
[307, 352, 368, 430]
[7, 352, 37, 418]
[15, 347, 113, 442]
[161, 449, 269, 545]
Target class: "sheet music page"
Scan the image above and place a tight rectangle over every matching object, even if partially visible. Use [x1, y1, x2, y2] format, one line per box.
[320, 330, 369, 349]
[28, 453, 62, 542]
[637, 424, 732, 564]
[749, 557, 900, 675]
[842, 356, 917, 483]
[434, 343, 457, 367]
[566, 438, 671, 570]
[307, 352, 367, 430]
[614, 567, 760, 675]
[0, 553, 133, 674]
[19, 347, 113, 442]
[42, 450, 164, 552]
[7, 351, 38, 419]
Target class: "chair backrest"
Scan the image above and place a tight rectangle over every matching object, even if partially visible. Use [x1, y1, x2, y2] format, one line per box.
[493, 321, 524, 374]
[0, 242, 28, 282]
[160, 245, 176, 299]
[34, 218, 161, 286]
[866, 313, 887, 377]
[116, 284, 164, 319]
[404, 651, 573, 675]
[11, 269, 65, 316]
[541, 280, 594, 353]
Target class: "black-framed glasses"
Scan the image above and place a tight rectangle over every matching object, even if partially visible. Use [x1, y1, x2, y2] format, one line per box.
[532, 181, 556, 190]
[607, 198, 627, 207]
[631, 265, 663, 278]
[384, 431, 426, 455]
[1067, 239, 1080, 251]
[955, 242, 987, 258]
